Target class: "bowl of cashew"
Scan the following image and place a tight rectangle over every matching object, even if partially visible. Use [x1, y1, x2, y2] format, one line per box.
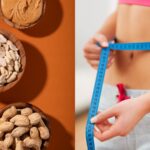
[0, 29, 26, 93]
[0, 102, 51, 150]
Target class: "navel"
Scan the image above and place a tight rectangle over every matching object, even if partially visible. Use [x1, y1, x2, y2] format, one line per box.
[130, 52, 134, 59]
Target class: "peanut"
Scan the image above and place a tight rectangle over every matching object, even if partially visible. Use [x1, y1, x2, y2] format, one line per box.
[21, 108, 33, 116]
[10, 115, 30, 127]
[12, 127, 29, 138]
[28, 113, 41, 125]
[0, 105, 50, 150]
[0, 122, 14, 132]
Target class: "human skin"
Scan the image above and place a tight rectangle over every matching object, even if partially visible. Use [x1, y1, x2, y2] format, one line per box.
[84, 4, 150, 141]
[106, 4, 150, 89]
[84, 5, 150, 89]
[91, 93, 150, 141]
[83, 11, 117, 69]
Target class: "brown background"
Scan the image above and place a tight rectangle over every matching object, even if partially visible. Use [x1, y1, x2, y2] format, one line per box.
[0, 0, 74, 149]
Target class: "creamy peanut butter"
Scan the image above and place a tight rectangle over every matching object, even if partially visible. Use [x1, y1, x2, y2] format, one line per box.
[1, 0, 44, 27]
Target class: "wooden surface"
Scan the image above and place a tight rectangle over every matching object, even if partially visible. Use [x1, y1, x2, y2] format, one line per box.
[0, 0, 74, 149]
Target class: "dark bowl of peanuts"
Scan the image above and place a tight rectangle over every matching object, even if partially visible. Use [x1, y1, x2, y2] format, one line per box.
[0, 102, 51, 150]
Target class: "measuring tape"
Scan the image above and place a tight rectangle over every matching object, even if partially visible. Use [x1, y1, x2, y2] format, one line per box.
[86, 42, 150, 150]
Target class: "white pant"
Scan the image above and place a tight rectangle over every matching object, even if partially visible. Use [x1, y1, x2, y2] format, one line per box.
[95, 84, 150, 150]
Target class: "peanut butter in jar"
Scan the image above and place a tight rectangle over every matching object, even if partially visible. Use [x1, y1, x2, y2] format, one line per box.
[0, 0, 46, 29]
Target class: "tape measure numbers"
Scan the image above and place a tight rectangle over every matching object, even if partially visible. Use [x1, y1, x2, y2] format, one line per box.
[86, 42, 150, 150]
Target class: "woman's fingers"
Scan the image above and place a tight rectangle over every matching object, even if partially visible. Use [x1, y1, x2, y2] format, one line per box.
[91, 107, 116, 124]
[85, 51, 115, 68]
[96, 120, 112, 133]
[94, 123, 119, 141]
[92, 34, 108, 47]
[87, 60, 99, 68]
[84, 53, 100, 60]
[94, 112, 127, 141]
[83, 34, 117, 69]
[94, 117, 125, 141]
[84, 44, 101, 54]
[93, 98, 147, 142]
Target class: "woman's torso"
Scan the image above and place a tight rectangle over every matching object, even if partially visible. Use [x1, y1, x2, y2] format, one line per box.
[105, 4, 150, 89]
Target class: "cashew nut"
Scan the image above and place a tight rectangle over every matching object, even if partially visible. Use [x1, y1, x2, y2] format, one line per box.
[0, 46, 6, 57]
[0, 57, 7, 67]
[7, 65, 13, 72]
[7, 40, 18, 51]
[3, 44, 9, 51]
[0, 34, 7, 43]
[0, 74, 6, 85]
[6, 50, 12, 60]
[4, 56, 11, 64]
[0, 67, 8, 76]
[14, 51, 20, 60]
[9, 50, 16, 61]
[7, 72, 17, 83]
[5, 71, 13, 79]
[14, 61, 21, 72]
[0, 34, 22, 86]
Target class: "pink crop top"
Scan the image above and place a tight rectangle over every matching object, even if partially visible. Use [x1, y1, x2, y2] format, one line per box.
[119, 0, 150, 6]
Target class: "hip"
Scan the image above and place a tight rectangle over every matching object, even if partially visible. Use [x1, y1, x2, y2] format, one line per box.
[100, 83, 150, 110]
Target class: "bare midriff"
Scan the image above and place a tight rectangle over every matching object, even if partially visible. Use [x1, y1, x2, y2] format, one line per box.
[105, 4, 150, 89]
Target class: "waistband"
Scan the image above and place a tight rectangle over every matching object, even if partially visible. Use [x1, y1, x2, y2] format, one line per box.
[103, 83, 150, 98]
[119, 0, 150, 7]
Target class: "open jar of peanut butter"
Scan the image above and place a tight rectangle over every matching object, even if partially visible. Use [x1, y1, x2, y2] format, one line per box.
[0, 0, 46, 29]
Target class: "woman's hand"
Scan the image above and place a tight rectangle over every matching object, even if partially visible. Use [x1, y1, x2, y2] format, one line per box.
[83, 33, 115, 69]
[91, 97, 149, 141]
